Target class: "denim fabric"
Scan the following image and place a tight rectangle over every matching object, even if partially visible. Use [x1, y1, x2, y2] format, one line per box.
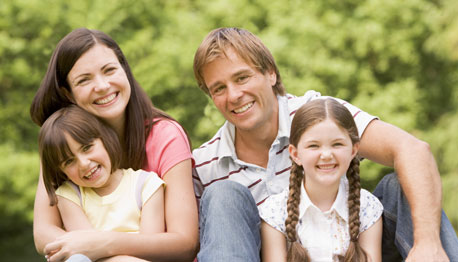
[373, 173, 458, 262]
[65, 254, 92, 262]
[197, 180, 261, 262]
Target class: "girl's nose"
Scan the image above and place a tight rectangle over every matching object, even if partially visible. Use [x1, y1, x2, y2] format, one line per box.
[320, 149, 332, 160]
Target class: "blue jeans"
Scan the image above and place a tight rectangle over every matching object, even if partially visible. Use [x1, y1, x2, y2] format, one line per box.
[373, 173, 458, 261]
[197, 180, 261, 262]
[65, 254, 92, 262]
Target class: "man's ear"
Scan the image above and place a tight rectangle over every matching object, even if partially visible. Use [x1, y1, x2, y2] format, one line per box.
[268, 70, 277, 87]
[61, 87, 75, 104]
[289, 144, 302, 166]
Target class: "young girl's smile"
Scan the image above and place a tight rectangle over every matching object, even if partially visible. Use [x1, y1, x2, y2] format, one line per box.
[289, 119, 359, 189]
[61, 134, 120, 196]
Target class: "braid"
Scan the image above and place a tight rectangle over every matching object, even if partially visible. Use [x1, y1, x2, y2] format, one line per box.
[341, 157, 368, 262]
[286, 162, 310, 262]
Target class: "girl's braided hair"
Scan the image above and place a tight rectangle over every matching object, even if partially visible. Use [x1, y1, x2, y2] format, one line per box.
[285, 98, 367, 262]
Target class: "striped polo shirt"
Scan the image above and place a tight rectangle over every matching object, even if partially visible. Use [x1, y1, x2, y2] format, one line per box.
[192, 90, 377, 207]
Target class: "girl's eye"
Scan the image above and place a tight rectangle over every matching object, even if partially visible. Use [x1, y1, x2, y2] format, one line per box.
[307, 144, 318, 148]
[82, 144, 93, 152]
[62, 158, 74, 168]
[333, 143, 344, 147]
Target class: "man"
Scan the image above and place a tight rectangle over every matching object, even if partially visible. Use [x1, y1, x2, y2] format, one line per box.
[192, 27, 457, 261]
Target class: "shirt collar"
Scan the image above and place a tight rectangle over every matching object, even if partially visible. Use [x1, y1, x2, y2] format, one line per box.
[299, 177, 349, 222]
[216, 95, 291, 162]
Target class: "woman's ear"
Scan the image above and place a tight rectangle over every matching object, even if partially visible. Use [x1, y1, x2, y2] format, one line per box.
[289, 144, 302, 166]
[61, 87, 75, 104]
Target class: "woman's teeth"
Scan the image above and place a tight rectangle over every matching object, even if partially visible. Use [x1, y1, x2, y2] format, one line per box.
[95, 93, 116, 105]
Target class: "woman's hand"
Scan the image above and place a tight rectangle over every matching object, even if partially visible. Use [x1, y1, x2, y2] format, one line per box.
[44, 230, 111, 262]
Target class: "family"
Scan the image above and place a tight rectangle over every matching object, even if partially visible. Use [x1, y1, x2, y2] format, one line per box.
[30, 27, 458, 262]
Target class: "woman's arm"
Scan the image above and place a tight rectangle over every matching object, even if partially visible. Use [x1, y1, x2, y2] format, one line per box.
[261, 221, 287, 262]
[33, 169, 65, 254]
[359, 217, 383, 262]
[140, 185, 165, 234]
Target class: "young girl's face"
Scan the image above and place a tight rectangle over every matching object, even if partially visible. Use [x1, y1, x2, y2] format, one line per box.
[289, 119, 359, 188]
[60, 133, 114, 191]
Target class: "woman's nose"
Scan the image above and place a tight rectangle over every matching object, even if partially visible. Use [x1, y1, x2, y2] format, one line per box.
[94, 75, 110, 92]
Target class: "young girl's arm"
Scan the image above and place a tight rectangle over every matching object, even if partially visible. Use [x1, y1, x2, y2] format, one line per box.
[56, 196, 93, 231]
[359, 217, 383, 262]
[139, 185, 165, 234]
[261, 220, 287, 262]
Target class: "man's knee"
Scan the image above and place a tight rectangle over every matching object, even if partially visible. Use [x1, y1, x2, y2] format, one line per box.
[201, 180, 254, 206]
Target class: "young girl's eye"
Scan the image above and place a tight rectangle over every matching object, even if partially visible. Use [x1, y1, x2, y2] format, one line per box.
[82, 144, 93, 152]
[307, 144, 318, 148]
[237, 75, 249, 83]
[62, 158, 74, 168]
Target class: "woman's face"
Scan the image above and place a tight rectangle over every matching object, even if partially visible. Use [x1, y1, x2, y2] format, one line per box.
[66, 44, 131, 129]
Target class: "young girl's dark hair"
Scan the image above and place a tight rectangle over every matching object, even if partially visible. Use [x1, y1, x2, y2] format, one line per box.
[285, 98, 367, 262]
[30, 27, 174, 170]
[39, 105, 122, 206]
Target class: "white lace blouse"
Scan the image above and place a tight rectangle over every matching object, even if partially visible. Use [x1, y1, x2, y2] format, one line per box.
[259, 177, 383, 261]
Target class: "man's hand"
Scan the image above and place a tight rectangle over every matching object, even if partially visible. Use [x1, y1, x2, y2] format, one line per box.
[406, 239, 449, 262]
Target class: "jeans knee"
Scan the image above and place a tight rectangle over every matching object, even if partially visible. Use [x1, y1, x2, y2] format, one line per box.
[201, 180, 254, 207]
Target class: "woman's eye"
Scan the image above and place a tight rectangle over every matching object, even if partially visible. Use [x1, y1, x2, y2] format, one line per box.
[105, 67, 116, 74]
[77, 78, 90, 86]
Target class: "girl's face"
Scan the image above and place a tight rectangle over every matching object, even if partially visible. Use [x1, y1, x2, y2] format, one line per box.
[289, 119, 358, 189]
[66, 44, 131, 129]
[60, 133, 116, 195]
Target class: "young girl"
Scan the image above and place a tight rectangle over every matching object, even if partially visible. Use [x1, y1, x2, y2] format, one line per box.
[39, 105, 165, 261]
[259, 98, 383, 262]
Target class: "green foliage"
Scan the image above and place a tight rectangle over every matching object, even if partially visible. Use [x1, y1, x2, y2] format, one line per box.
[1, 0, 458, 259]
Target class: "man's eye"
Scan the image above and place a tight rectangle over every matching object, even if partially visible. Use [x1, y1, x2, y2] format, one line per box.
[212, 86, 225, 95]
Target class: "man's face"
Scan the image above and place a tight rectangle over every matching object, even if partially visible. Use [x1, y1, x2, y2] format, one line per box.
[202, 48, 278, 133]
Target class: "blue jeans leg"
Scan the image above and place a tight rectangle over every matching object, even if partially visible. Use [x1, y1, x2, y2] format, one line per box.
[197, 180, 261, 262]
[65, 254, 92, 262]
[373, 173, 458, 261]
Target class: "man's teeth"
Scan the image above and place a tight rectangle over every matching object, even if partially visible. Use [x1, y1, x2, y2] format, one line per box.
[95, 93, 116, 105]
[233, 102, 253, 114]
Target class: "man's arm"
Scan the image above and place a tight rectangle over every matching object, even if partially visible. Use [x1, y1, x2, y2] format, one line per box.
[359, 119, 448, 261]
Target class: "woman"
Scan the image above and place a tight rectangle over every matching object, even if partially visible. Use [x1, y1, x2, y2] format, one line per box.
[30, 28, 198, 262]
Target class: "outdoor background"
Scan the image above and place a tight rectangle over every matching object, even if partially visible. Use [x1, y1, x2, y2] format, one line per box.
[1, 0, 458, 261]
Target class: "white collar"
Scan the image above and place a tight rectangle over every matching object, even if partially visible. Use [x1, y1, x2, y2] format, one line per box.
[298, 177, 349, 222]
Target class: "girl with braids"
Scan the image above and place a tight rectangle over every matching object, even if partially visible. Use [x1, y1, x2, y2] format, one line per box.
[259, 98, 383, 262]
